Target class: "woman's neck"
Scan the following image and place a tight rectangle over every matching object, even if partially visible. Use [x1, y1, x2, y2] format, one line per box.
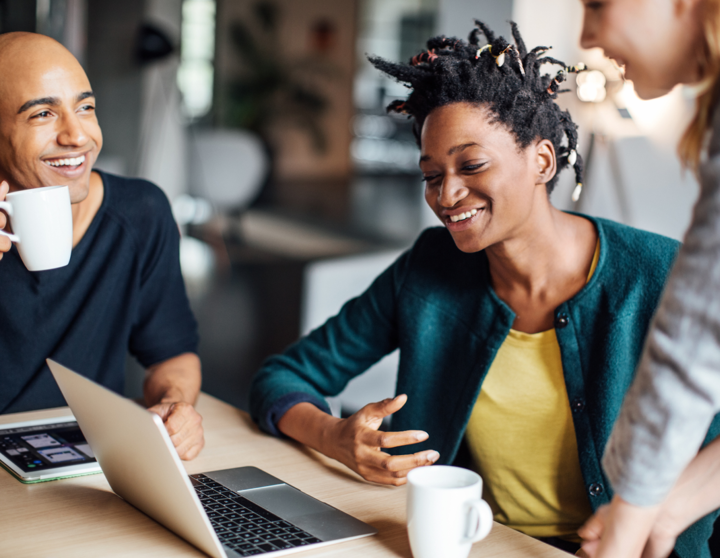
[486, 205, 597, 333]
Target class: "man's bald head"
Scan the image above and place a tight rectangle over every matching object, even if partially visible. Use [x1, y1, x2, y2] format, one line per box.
[0, 32, 82, 79]
[0, 33, 88, 111]
[0, 32, 102, 201]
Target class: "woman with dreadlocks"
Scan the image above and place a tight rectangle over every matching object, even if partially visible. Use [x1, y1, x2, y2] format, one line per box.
[250, 21, 717, 555]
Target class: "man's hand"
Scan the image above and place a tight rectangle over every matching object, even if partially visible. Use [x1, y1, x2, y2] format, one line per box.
[148, 400, 205, 460]
[0, 181, 11, 260]
[279, 394, 440, 486]
[144, 353, 204, 461]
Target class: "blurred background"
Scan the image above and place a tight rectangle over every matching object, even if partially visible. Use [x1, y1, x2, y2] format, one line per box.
[0, 0, 699, 414]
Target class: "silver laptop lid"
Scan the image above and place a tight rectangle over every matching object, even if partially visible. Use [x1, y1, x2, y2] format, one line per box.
[47, 358, 226, 558]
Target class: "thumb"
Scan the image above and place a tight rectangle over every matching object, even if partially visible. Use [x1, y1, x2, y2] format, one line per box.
[578, 509, 607, 542]
[148, 402, 174, 422]
[0, 181, 7, 199]
[369, 394, 408, 419]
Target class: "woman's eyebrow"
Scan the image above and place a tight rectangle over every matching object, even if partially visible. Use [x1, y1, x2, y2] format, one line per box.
[420, 142, 481, 162]
[448, 142, 480, 155]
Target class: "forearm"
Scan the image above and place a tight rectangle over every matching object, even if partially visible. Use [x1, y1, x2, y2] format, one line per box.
[144, 352, 202, 407]
[658, 436, 720, 534]
[277, 402, 340, 459]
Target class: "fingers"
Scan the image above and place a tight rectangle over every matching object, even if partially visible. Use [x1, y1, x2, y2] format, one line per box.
[0, 181, 8, 200]
[578, 505, 609, 541]
[357, 450, 440, 486]
[148, 402, 205, 460]
[147, 401, 173, 421]
[363, 447, 440, 473]
[364, 428, 428, 449]
[165, 402, 205, 460]
[361, 394, 408, 421]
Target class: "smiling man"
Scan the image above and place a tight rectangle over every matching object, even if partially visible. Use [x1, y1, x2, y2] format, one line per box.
[0, 33, 205, 460]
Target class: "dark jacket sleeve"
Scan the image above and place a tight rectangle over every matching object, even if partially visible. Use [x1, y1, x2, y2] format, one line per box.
[249, 246, 414, 436]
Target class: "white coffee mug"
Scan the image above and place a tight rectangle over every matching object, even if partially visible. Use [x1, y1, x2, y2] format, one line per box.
[0, 185, 73, 271]
[407, 466, 493, 558]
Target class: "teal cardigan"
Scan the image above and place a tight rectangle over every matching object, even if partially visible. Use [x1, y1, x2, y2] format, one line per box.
[250, 216, 720, 558]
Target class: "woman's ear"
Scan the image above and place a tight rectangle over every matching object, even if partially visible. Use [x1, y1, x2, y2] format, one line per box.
[535, 139, 557, 187]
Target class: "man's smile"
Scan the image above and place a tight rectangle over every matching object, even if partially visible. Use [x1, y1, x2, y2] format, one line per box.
[44, 154, 85, 168]
[41, 151, 91, 178]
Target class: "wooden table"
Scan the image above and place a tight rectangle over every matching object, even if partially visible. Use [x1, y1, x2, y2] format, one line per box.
[0, 394, 567, 557]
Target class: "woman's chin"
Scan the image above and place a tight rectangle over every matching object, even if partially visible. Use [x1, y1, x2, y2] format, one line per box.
[449, 232, 487, 254]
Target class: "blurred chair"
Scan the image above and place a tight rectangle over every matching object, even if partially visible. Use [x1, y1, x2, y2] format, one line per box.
[188, 129, 269, 212]
[301, 249, 404, 418]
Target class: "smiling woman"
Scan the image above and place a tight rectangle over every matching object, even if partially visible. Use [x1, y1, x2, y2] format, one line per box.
[248, 21, 720, 557]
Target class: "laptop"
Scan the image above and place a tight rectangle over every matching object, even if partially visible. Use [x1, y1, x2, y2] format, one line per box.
[47, 358, 377, 558]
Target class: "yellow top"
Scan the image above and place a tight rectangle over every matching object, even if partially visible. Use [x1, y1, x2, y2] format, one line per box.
[464, 240, 600, 540]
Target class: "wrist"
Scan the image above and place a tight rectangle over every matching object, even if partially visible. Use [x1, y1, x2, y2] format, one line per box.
[149, 388, 190, 407]
[315, 411, 342, 458]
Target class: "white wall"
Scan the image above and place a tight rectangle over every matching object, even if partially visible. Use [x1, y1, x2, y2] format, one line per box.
[437, 0, 512, 39]
[513, 0, 699, 241]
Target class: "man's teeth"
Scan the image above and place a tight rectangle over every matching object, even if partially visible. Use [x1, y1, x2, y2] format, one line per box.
[46, 155, 85, 167]
[450, 209, 478, 223]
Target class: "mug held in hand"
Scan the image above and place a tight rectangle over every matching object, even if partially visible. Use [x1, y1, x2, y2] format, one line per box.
[0, 185, 73, 271]
[407, 466, 493, 558]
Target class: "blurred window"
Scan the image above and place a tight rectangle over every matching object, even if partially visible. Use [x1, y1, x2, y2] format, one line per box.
[178, 0, 216, 119]
[352, 0, 437, 173]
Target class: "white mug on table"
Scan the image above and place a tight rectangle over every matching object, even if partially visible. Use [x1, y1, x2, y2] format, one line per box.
[407, 465, 493, 558]
[0, 185, 73, 271]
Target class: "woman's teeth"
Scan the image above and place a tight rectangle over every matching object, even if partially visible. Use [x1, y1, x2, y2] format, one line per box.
[450, 209, 478, 223]
[46, 155, 86, 167]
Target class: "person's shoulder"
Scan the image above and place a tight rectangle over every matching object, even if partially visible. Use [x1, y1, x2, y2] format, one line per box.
[99, 171, 174, 228]
[594, 216, 680, 267]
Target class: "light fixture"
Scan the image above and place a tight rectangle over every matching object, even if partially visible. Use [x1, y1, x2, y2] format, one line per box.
[576, 70, 607, 103]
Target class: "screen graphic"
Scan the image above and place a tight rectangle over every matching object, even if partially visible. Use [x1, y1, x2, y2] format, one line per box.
[0, 422, 96, 473]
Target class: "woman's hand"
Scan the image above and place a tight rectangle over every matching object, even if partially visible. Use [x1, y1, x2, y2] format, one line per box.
[278, 394, 440, 486]
[324, 394, 440, 485]
[0, 181, 11, 260]
[578, 496, 670, 558]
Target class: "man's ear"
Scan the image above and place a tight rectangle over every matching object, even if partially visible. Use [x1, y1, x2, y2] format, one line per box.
[535, 139, 557, 187]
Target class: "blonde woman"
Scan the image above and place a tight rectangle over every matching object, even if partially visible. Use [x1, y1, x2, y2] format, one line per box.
[578, 0, 720, 557]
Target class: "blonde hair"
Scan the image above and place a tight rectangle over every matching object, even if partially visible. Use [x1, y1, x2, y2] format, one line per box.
[679, 0, 720, 170]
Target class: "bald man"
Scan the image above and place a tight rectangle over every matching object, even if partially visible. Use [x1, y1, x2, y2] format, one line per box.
[0, 33, 204, 460]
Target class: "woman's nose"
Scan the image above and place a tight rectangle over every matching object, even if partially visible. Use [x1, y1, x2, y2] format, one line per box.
[579, 10, 599, 50]
[438, 175, 468, 208]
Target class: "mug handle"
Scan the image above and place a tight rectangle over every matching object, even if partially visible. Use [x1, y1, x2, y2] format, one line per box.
[0, 201, 19, 243]
[464, 498, 493, 544]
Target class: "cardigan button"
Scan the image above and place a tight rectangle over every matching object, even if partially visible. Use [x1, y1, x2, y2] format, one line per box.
[571, 399, 585, 413]
[588, 483, 604, 497]
[555, 313, 569, 329]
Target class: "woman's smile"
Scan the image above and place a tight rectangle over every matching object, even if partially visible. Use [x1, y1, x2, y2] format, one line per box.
[444, 207, 485, 231]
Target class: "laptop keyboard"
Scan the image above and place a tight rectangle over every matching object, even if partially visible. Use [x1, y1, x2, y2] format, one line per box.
[190, 474, 322, 556]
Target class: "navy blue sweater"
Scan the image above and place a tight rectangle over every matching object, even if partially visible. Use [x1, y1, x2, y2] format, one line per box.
[0, 171, 198, 413]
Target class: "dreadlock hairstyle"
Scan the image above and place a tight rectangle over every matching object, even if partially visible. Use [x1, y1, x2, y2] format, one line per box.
[369, 21, 585, 195]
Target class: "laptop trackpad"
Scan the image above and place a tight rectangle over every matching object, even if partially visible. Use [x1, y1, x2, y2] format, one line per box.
[241, 485, 373, 541]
